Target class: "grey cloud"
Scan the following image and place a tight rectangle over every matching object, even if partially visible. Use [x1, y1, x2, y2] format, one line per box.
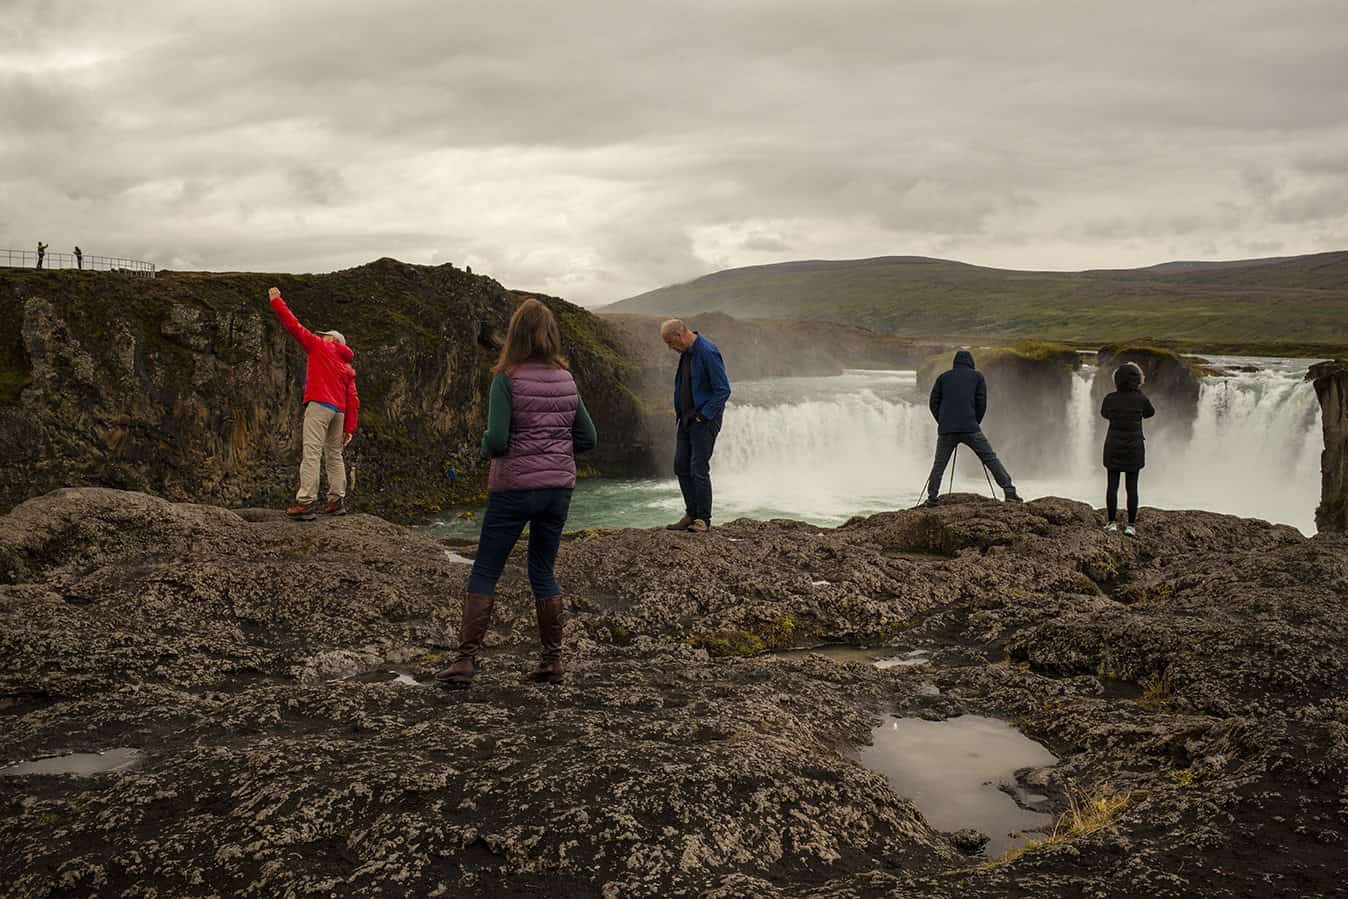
[2, 0, 1347, 303]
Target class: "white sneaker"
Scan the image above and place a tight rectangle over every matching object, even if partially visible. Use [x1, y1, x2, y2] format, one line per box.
[1124, 525, 1137, 538]
[1104, 522, 1119, 533]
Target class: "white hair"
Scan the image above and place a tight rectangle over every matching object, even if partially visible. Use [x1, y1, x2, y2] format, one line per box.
[660, 319, 690, 338]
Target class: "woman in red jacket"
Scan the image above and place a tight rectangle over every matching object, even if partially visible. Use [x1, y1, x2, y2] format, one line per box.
[267, 287, 360, 520]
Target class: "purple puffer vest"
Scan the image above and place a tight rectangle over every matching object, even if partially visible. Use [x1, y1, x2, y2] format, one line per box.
[488, 363, 580, 492]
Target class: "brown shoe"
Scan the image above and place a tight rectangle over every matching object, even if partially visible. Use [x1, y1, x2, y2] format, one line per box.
[435, 593, 494, 689]
[530, 596, 564, 684]
[285, 501, 318, 521]
[666, 514, 694, 531]
[324, 498, 346, 515]
[686, 519, 710, 533]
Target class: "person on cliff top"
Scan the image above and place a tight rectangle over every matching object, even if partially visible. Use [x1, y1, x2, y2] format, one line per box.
[661, 319, 732, 533]
[437, 298, 597, 689]
[35, 242, 47, 269]
[73, 246, 83, 270]
[1101, 361, 1155, 537]
[266, 287, 359, 520]
[925, 350, 1023, 507]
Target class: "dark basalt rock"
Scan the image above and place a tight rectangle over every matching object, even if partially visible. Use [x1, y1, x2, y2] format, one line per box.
[1310, 360, 1348, 533]
[1, 488, 1346, 896]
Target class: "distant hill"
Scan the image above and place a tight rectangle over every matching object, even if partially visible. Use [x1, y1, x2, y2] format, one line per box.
[606, 251, 1348, 353]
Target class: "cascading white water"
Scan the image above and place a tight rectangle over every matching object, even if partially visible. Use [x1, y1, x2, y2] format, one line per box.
[708, 359, 1324, 533]
[434, 358, 1326, 537]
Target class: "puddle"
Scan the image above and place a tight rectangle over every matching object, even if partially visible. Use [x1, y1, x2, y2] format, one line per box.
[346, 669, 424, 686]
[1, 748, 144, 777]
[770, 645, 931, 669]
[857, 715, 1057, 857]
[443, 550, 475, 565]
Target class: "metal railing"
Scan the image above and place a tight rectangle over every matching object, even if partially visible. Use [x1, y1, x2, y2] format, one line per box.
[1, 248, 156, 277]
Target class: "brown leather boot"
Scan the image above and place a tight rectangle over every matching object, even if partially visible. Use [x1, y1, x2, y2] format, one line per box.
[435, 593, 494, 689]
[530, 596, 564, 684]
[666, 514, 694, 531]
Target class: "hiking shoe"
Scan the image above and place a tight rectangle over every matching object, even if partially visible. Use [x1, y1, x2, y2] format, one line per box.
[925, 498, 940, 509]
[1004, 490, 1024, 503]
[1104, 522, 1120, 533]
[1124, 525, 1137, 538]
[324, 498, 346, 516]
[666, 514, 694, 531]
[687, 519, 710, 533]
[285, 501, 318, 521]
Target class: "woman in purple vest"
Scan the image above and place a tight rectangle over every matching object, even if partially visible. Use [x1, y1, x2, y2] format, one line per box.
[438, 298, 597, 689]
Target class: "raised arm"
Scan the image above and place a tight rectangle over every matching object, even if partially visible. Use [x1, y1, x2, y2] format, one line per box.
[267, 287, 321, 353]
[1141, 394, 1156, 419]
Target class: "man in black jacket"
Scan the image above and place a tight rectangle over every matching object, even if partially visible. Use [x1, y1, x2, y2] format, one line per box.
[925, 350, 1022, 506]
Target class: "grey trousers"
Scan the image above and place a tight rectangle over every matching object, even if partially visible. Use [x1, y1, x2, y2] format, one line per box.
[927, 430, 1014, 500]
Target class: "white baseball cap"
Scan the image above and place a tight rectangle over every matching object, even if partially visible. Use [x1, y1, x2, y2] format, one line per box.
[319, 330, 346, 345]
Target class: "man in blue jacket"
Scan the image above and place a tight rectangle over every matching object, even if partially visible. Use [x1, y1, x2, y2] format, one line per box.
[926, 350, 1022, 507]
[661, 320, 732, 533]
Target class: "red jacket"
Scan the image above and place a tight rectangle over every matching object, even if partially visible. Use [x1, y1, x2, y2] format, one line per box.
[270, 295, 360, 434]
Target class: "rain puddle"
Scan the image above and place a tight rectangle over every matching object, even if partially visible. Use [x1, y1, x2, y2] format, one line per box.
[346, 669, 424, 686]
[858, 715, 1057, 857]
[1, 748, 144, 777]
[769, 646, 931, 668]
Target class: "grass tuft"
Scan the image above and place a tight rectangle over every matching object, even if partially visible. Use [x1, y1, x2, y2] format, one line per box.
[953, 786, 1135, 873]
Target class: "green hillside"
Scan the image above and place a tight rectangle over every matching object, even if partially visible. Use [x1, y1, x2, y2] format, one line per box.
[607, 252, 1348, 355]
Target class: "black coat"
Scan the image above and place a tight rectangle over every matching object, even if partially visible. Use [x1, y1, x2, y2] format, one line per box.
[1101, 387, 1155, 471]
[930, 350, 987, 434]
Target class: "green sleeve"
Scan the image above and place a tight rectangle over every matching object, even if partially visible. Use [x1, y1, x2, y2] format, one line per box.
[573, 395, 598, 454]
[481, 373, 512, 458]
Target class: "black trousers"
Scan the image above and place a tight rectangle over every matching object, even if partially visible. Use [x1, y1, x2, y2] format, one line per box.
[928, 430, 1014, 500]
[468, 488, 573, 598]
[1106, 470, 1140, 524]
[674, 417, 721, 523]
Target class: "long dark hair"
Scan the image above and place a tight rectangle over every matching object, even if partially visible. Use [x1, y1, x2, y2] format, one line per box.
[493, 298, 569, 374]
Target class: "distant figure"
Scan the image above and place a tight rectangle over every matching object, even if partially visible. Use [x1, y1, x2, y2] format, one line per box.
[73, 246, 83, 270]
[35, 242, 47, 269]
[660, 319, 732, 532]
[266, 287, 359, 520]
[1101, 362, 1155, 537]
[437, 298, 597, 689]
[926, 350, 1022, 506]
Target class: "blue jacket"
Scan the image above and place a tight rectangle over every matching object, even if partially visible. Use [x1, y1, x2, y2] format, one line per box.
[929, 350, 987, 434]
[674, 334, 732, 421]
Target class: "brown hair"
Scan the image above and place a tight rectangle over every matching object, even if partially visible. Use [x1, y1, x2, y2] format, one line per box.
[493, 298, 569, 374]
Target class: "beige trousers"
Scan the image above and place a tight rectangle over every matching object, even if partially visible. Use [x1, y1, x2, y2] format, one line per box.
[297, 403, 346, 504]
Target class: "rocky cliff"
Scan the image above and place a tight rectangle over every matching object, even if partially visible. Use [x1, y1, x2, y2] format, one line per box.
[0, 262, 651, 519]
[1310, 360, 1348, 532]
[1092, 344, 1202, 444]
[917, 343, 1085, 479]
[1, 489, 1345, 895]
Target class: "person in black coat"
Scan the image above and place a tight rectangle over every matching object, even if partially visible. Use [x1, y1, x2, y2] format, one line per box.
[1100, 362, 1155, 535]
[925, 350, 1022, 506]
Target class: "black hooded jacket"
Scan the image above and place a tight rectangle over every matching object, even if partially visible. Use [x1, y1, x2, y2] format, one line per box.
[1101, 364, 1156, 471]
[929, 350, 987, 434]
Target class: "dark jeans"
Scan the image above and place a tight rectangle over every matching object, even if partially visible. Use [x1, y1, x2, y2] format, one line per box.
[1107, 470, 1140, 524]
[675, 416, 721, 523]
[467, 488, 573, 599]
[928, 430, 1015, 500]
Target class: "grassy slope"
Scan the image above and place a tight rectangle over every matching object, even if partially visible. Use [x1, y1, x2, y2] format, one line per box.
[608, 252, 1348, 355]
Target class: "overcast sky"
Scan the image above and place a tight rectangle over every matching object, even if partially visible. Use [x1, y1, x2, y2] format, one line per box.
[2, 0, 1346, 305]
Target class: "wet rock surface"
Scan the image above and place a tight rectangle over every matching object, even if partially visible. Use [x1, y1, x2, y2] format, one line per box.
[1311, 360, 1348, 532]
[2, 488, 1347, 896]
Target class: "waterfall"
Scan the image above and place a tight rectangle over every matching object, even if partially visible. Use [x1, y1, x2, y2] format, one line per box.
[707, 361, 1324, 533]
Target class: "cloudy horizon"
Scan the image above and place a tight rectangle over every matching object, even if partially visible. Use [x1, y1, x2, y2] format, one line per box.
[3, 0, 1346, 305]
